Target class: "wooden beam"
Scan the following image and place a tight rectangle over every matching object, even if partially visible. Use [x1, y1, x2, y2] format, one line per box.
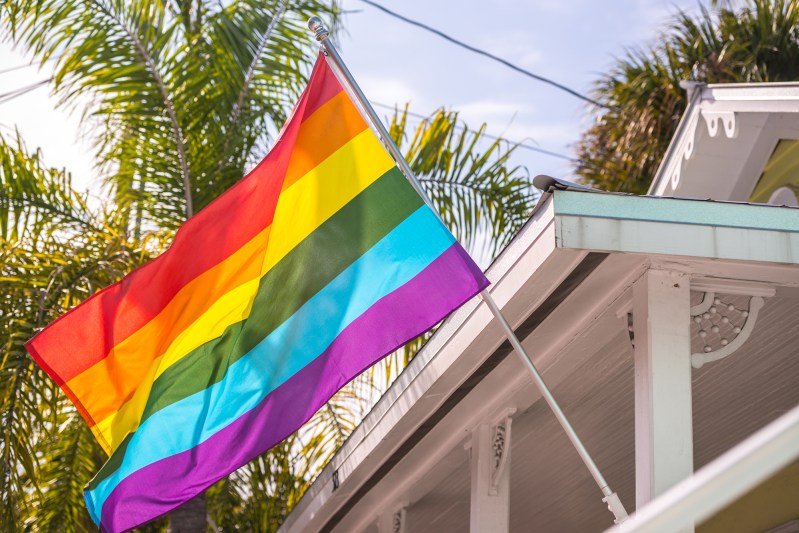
[633, 269, 694, 531]
[469, 421, 510, 533]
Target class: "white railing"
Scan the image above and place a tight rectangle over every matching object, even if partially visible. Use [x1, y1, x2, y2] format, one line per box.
[604, 402, 799, 533]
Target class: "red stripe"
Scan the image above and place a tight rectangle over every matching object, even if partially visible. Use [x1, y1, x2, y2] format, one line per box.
[302, 55, 344, 119]
[25, 55, 342, 384]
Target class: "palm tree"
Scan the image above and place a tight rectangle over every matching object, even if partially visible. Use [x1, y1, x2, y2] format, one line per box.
[575, 0, 799, 194]
[0, 130, 148, 531]
[1, 1, 534, 530]
[391, 106, 532, 261]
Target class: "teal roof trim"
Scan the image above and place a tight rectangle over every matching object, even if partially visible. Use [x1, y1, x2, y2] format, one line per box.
[554, 191, 799, 233]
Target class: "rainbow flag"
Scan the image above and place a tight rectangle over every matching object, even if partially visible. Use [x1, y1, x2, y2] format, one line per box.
[26, 55, 488, 531]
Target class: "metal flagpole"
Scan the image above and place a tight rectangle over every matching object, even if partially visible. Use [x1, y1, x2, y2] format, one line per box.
[307, 17, 628, 524]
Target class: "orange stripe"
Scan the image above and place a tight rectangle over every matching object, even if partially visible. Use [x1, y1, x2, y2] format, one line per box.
[87, 129, 396, 441]
[66, 226, 271, 426]
[281, 90, 368, 191]
[66, 91, 370, 426]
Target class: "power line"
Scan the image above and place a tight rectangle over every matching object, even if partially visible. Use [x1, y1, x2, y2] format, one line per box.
[0, 78, 52, 105]
[0, 79, 577, 162]
[0, 63, 38, 76]
[0, 56, 61, 77]
[357, 0, 608, 109]
[372, 101, 576, 162]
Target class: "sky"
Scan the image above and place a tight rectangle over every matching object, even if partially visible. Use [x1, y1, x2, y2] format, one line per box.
[0, 0, 698, 195]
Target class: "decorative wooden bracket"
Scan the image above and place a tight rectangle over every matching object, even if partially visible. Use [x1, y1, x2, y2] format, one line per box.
[668, 109, 737, 190]
[702, 110, 737, 139]
[689, 280, 774, 368]
[391, 505, 407, 533]
[490, 409, 516, 495]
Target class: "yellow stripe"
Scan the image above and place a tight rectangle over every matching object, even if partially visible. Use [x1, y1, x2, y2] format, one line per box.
[65, 91, 372, 429]
[66, 224, 272, 428]
[282, 91, 368, 191]
[93, 280, 259, 451]
[93, 130, 394, 451]
[263, 130, 394, 273]
[90, 425, 112, 455]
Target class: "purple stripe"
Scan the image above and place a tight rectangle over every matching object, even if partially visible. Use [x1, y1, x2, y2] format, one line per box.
[96, 243, 487, 532]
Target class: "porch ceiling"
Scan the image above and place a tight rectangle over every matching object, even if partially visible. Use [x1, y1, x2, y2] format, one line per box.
[279, 191, 799, 533]
[401, 287, 799, 533]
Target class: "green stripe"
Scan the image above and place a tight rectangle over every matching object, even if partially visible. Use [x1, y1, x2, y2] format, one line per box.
[89, 167, 420, 489]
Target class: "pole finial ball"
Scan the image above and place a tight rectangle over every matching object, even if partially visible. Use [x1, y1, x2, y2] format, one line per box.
[308, 16, 329, 41]
[308, 16, 323, 30]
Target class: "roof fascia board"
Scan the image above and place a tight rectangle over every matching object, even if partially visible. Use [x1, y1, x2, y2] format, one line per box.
[554, 191, 799, 264]
[649, 85, 704, 196]
[702, 82, 799, 102]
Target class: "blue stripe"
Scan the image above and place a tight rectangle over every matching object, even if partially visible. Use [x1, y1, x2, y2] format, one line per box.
[86, 205, 454, 516]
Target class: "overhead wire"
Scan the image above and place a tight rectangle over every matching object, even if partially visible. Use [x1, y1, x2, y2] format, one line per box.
[0, 55, 61, 76]
[356, 0, 609, 109]
[0, 78, 53, 105]
[372, 101, 576, 162]
[0, 84, 574, 160]
[0, 62, 39, 76]
[0, 60, 578, 164]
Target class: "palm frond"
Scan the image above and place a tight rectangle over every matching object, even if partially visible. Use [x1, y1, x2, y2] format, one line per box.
[575, 0, 799, 193]
[26, 407, 105, 532]
[0, 131, 99, 241]
[0, 2, 541, 530]
[390, 106, 534, 261]
[3, 0, 339, 229]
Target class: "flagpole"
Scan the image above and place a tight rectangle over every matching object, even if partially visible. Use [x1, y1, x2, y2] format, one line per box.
[307, 17, 628, 524]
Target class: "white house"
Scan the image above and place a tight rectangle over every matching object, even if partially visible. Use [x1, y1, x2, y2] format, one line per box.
[277, 82, 799, 533]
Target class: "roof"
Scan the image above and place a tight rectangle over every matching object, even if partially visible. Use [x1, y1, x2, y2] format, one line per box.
[649, 82, 799, 200]
[279, 190, 799, 532]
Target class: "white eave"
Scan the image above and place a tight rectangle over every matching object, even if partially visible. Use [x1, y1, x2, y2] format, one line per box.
[649, 82, 799, 200]
[279, 190, 799, 533]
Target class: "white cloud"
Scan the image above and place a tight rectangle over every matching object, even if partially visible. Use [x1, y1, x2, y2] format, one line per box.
[502, 122, 578, 147]
[453, 99, 535, 126]
[359, 75, 420, 108]
[627, 0, 699, 44]
[441, 99, 579, 151]
[477, 30, 545, 70]
[0, 46, 98, 193]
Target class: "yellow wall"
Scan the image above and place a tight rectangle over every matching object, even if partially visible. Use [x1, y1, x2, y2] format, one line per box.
[749, 139, 799, 204]
[698, 461, 799, 533]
